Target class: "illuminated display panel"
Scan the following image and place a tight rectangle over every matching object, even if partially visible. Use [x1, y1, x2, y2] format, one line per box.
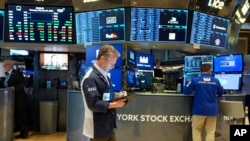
[190, 11, 229, 48]
[183, 55, 213, 86]
[194, 0, 238, 18]
[214, 73, 242, 90]
[39, 52, 69, 70]
[6, 0, 73, 6]
[5, 4, 75, 44]
[0, 9, 4, 41]
[75, 8, 125, 43]
[213, 54, 243, 73]
[135, 53, 154, 70]
[130, 8, 188, 43]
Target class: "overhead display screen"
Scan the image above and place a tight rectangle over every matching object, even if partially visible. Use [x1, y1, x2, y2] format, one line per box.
[136, 53, 154, 70]
[213, 54, 243, 73]
[6, 0, 73, 6]
[190, 11, 229, 48]
[0, 10, 4, 41]
[130, 8, 188, 43]
[5, 4, 75, 43]
[75, 8, 125, 43]
[194, 0, 238, 18]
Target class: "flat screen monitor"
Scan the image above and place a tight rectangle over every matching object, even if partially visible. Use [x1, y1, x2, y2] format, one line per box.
[194, 0, 238, 18]
[183, 55, 213, 86]
[190, 11, 229, 48]
[126, 68, 136, 87]
[214, 73, 242, 90]
[184, 55, 214, 73]
[143, 71, 153, 87]
[85, 44, 123, 68]
[75, 8, 125, 43]
[126, 46, 136, 68]
[213, 54, 243, 73]
[108, 68, 122, 92]
[6, 0, 73, 6]
[5, 4, 75, 44]
[10, 49, 29, 56]
[136, 53, 154, 70]
[0, 9, 4, 41]
[39, 52, 69, 70]
[130, 7, 188, 43]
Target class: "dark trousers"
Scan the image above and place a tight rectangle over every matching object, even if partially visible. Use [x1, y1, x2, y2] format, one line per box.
[14, 98, 29, 130]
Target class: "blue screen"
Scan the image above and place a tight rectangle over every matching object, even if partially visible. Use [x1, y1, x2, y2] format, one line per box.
[127, 47, 136, 68]
[136, 53, 154, 70]
[109, 68, 122, 92]
[85, 44, 123, 68]
[213, 54, 243, 73]
[126, 68, 136, 87]
[0, 10, 4, 41]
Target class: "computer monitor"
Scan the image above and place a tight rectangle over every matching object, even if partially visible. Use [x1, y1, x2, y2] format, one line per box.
[213, 54, 243, 73]
[214, 73, 242, 91]
[126, 68, 136, 87]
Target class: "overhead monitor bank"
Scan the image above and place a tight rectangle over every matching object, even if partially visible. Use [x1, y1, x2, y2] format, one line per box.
[4, 4, 75, 44]
[190, 11, 230, 48]
[0, 9, 4, 41]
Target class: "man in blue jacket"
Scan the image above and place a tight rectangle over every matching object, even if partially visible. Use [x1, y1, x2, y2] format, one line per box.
[81, 44, 127, 141]
[183, 63, 223, 141]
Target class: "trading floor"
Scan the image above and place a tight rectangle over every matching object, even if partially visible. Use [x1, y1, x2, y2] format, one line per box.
[14, 132, 66, 141]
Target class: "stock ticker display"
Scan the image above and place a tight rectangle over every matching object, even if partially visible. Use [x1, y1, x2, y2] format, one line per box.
[130, 8, 188, 43]
[183, 55, 214, 86]
[190, 11, 229, 48]
[75, 8, 125, 43]
[5, 5, 74, 43]
[0, 10, 4, 41]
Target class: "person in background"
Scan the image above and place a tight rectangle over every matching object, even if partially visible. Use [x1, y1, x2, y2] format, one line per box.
[81, 44, 127, 141]
[183, 63, 223, 141]
[0, 59, 29, 139]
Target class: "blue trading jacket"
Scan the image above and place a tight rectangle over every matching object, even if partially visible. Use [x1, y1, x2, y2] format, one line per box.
[81, 66, 116, 138]
[183, 73, 224, 116]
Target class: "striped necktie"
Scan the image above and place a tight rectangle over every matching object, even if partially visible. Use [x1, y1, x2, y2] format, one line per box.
[4, 72, 10, 87]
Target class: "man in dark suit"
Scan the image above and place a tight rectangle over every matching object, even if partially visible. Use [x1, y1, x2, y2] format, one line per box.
[1, 59, 29, 139]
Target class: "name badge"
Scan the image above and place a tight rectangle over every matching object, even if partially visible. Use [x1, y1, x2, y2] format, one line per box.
[103, 92, 111, 101]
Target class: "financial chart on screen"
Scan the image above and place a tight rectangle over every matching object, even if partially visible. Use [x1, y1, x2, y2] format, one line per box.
[130, 8, 188, 43]
[5, 4, 75, 43]
[190, 11, 229, 48]
[75, 8, 125, 43]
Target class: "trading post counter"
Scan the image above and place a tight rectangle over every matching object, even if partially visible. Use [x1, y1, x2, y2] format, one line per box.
[66, 90, 245, 141]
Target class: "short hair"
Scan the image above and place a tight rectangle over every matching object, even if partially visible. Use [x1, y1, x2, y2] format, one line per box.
[3, 59, 14, 66]
[96, 44, 120, 60]
[200, 63, 211, 73]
